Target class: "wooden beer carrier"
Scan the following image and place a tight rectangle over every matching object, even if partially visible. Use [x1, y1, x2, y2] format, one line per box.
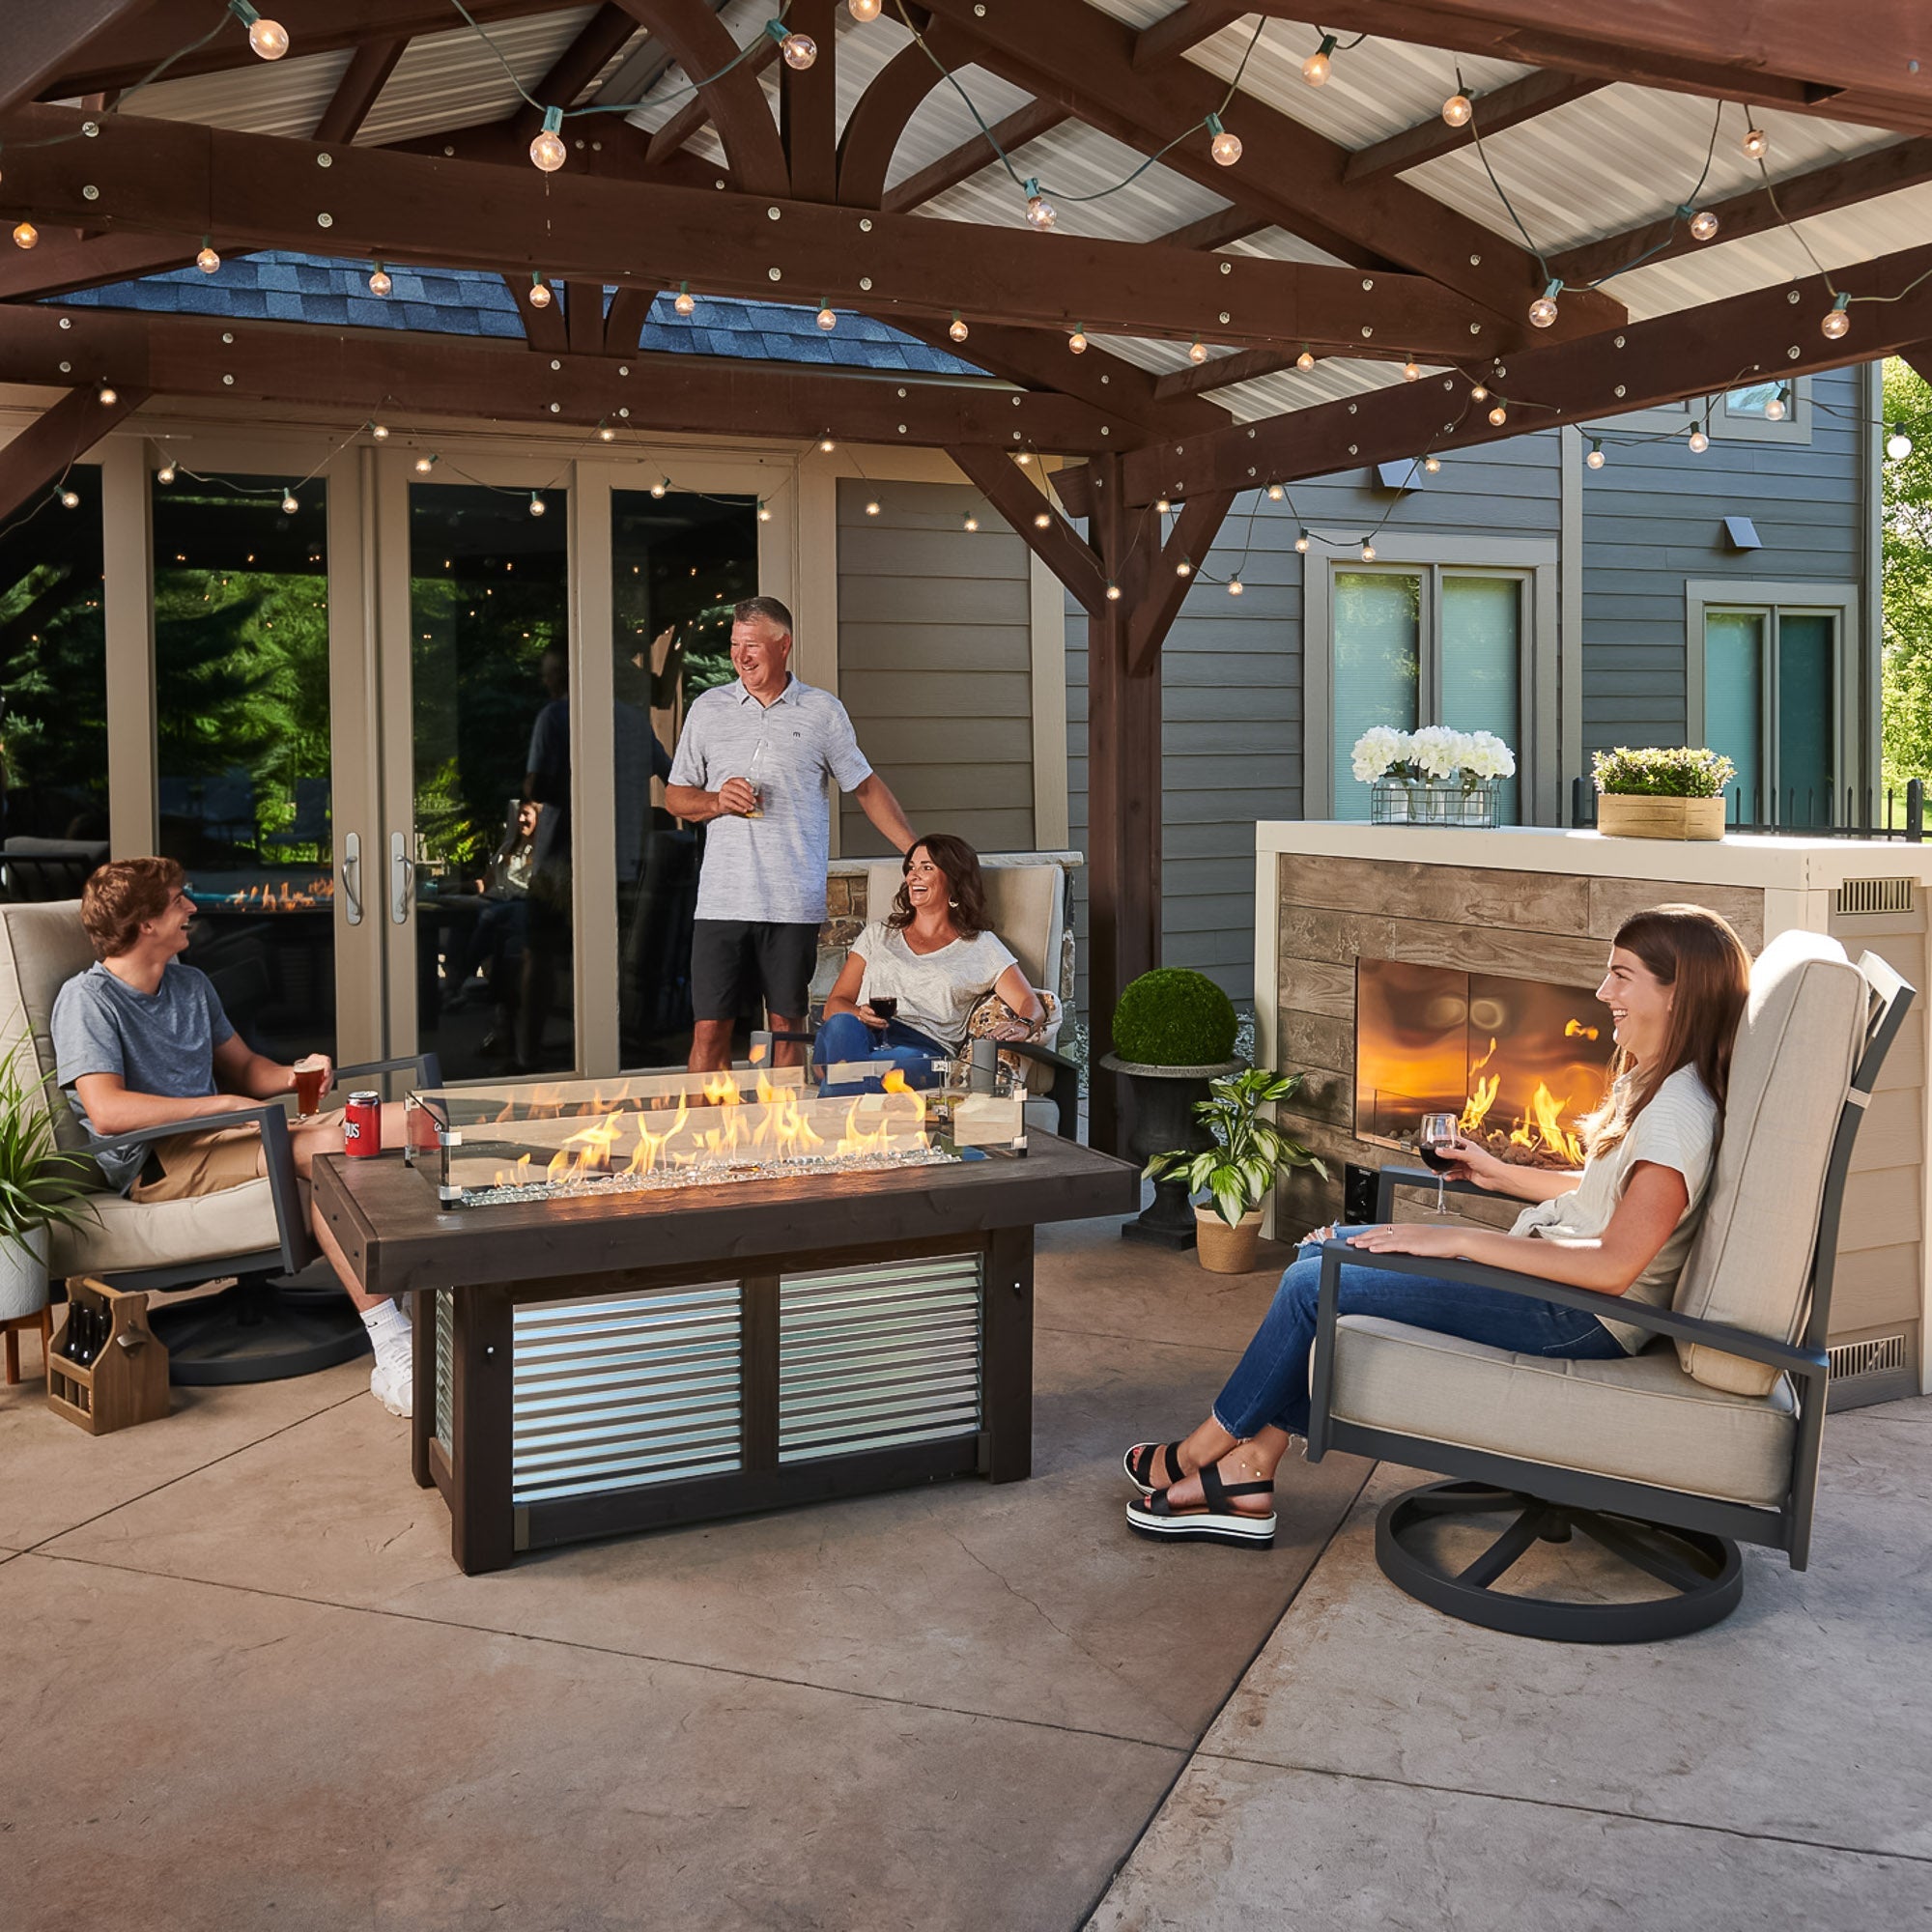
[45, 1277, 170, 1435]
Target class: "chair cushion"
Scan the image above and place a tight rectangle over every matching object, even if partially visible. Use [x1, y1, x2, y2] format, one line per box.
[0, 899, 102, 1160]
[1671, 930, 1867, 1396]
[49, 1177, 283, 1278]
[1329, 1314, 1797, 1509]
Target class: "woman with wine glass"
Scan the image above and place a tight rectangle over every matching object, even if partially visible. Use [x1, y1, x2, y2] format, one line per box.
[813, 834, 1044, 1095]
[1121, 904, 1752, 1548]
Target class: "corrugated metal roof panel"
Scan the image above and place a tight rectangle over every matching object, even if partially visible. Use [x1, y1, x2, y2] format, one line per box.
[121, 45, 358, 138]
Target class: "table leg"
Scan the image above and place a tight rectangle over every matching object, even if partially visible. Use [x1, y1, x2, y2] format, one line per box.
[411, 1289, 435, 1490]
[449, 1283, 515, 1574]
[980, 1228, 1034, 1483]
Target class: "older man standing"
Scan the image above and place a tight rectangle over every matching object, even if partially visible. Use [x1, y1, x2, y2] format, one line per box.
[667, 595, 915, 1071]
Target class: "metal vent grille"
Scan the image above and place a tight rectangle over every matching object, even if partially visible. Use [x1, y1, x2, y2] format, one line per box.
[1828, 1332, 1909, 1379]
[1835, 878, 1914, 916]
[511, 1285, 743, 1504]
[779, 1255, 982, 1463]
[434, 1288, 452, 1454]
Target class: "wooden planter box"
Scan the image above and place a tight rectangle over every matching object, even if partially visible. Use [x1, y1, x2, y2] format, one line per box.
[1597, 793, 1726, 841]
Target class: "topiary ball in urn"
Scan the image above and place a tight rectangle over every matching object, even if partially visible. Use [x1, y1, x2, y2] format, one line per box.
[1100, 968, 1245, 1248]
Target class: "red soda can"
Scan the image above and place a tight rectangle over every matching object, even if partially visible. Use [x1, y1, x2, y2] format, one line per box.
[344, 1091, 383, 1158]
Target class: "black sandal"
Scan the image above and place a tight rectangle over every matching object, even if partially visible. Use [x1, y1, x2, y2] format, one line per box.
[1126, 1460, 1276, 1548]
[1122, 1439, 1187, 1495]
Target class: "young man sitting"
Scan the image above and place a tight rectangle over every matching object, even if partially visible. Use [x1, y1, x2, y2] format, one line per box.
[51, 857, 416, 1415]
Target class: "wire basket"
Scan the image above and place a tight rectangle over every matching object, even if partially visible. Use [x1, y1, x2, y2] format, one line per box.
[1371, 781, 1498, 828]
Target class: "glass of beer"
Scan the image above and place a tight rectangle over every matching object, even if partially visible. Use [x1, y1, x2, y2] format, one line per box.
[294, 1055, 328, 1117]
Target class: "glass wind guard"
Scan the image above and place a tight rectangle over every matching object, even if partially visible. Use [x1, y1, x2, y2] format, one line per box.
[406, 1066, 1025, 1208]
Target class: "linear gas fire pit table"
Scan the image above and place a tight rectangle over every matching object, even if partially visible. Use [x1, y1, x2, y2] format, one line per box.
[312, 1067, 1138, 1573]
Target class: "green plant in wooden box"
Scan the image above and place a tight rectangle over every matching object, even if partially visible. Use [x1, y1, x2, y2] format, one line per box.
[1592, 746, 1736, 840]
[1145, 1068, 1329, 1273]
[0, 1040, 99, 1321]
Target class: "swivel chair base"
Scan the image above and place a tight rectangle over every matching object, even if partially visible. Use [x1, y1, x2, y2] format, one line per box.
[148, 1268, 372, 1387]
[1376, 1481, 1744, 1644]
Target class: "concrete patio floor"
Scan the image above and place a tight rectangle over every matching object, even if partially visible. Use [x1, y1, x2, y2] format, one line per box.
[3, 1224, 1927, 1931]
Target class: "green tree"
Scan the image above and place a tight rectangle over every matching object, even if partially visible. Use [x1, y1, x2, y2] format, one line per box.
[1882, 357, 1932, 796]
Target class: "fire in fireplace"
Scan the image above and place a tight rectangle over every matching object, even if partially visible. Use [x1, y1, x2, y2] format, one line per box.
[1354, 960, 1617, 1169]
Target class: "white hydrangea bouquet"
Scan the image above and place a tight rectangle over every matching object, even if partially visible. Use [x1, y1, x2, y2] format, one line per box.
[1352, 725, 1516, 825]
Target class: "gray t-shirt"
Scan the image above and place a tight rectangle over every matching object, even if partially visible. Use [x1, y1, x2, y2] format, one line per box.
[1510, 1063, 1720, 1353]
[52, 961, 235, 1193]
[851, 921, 1020, 1050]
[669, 675, 873, 923]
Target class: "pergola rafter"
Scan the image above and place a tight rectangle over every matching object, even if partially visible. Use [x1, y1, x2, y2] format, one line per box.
[313, 37, 409, 145]
[1341, 72, 1605, 184]
[0, 381, 148, 521]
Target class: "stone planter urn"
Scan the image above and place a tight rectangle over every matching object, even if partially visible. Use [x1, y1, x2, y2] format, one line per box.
[0, 1224, 50, 1321]
[1100, 1053, 1246, 1249]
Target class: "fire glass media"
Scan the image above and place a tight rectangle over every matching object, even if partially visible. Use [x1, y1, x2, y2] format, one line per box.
[1353, 959, 1617, 1169]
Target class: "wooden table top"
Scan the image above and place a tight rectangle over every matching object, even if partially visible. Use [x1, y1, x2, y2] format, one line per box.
[313, 1133, 1141, 1296]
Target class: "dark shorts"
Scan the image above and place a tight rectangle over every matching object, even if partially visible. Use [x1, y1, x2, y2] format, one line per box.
[690, 920, 819, 1023]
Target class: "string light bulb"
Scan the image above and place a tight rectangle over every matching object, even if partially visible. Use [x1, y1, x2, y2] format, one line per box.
[1441, 92, 1472, 128]
[12, 222, 37, 250]
[1528, 279, 1561, 328]
[1067, 327, 1087, 355]
[1176, 556, 1193, 578]
[97, 384, 117, 406]
[649, 477, 668, 497]
[1301, 32, 1338, 86]
[1488, 404, 1508, 426]
[1402, 358, 1420, 381]
[281, 489, 299, 513]
[1888, 428, 1915, 460]
[963, 514, 979, 531]
[196, 242, 220, 273]
[1764, 392, 1788, 421]
[1155, 497, 1171, 514]
[1266, 483, 1285, 500]
[1227, 577, 1244, 596]
[673, 283, 696, 317]
[867, 499, 882, 516]
[849, 0, 882, 18]
[229, 1, 289, 60]
[1206, 112, 1241, 167]
[528, 493, 546, 517]
[156, 461, 176, 484]
[1293, 529, 1310, 554]
[758, 500, 773, 521]
[949, 312, 969, 343]
[819, 437, 836, 452]
[1689, 209, 1719, 242]
[414, 454, 436, 473]
[1742, 123, 1768, 160]
[59, 489, 80, 509]
[1295, 347, 1315, 371]
[1187, 340, 1208, 365]
[765, 18, 817, 68]
[1105, 582, 1121, 601]
[1821, 293, 1851, 340]
[527, 273, 552, 308]
[1469, 383, 1489, 401]
[1689, 424, 1710, 453]
[1585, 439, 1605, 469]
[1033, 510, 1050, 528]
[1023, 180, 1056, 231]
[1423, 455, 1441, 473]
[1360, 541, 1377, 561]
[367, 262, 391, 297]
[370, 422, 389, 440]
[598, 422, 615, 441]
[530, 105, 567, 173]
[816, 302, 838, 332]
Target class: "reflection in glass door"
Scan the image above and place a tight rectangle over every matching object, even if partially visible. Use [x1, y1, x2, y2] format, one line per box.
[408, 483, 572, 1079]
[153, 473, 336, 1063]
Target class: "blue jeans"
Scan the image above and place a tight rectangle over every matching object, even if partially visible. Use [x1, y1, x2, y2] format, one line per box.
[1214, 1227, 1626, 1439]
[813, 1011, 950, 1095]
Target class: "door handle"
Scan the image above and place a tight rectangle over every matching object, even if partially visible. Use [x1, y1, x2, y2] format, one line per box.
[341, 831, 362, 925]
[390, 832, 412, 925]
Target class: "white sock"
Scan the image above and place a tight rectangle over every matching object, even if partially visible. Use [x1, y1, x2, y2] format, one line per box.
[360, 1299, 411, 1339]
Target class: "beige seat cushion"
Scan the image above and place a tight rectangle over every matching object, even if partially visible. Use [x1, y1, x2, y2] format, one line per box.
[0, 899, 103, 1160]
[1329, 1314, 1797, 1509]
[49, 1178, 283, 1277]
[1671, 930, 1867, 1396]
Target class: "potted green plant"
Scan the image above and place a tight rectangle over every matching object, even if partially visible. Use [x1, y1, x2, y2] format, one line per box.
[1592, 746, 1735, 840]
[1098, 967, 1244, 1248]
[0, 1042, 99, 1324]
[1146, 1069, 1330, 1273]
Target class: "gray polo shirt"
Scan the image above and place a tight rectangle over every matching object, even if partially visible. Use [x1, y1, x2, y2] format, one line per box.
[669, 675, 872, 923]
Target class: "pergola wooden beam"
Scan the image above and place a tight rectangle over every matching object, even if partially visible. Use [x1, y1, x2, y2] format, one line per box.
[0, 383, 150, 522]
[1, 0, 162, 115]
[1130, 2, 1247, 71]
[946, 444, 1110, 612]
[1551, 137, 1932, 293]
[781, 0, 838, 203]
[0, 304, 1133, 453]
[882, 99, 1071, 214]
[1153, 345, 1302, 401]
[611, 0, 788, 192]
[0, 230, 202, 300]
[1903, 344, 1932, 390]
[916, 0, 1626, 334]
[1340, 73, 1604, 184]
[1126, 489, 1235, 672]
[836, 35, 958, 208]
[0, 105, 1517, 357]
[1119, 236, 1932, 501]
[313, 36, 407, 144]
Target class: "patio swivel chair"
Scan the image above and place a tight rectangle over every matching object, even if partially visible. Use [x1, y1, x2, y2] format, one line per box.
[0, 899, 440, 1387]
[1305, 929, 1913, 1642]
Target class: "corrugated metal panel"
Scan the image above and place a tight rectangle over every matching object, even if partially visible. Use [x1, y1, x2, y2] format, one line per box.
[122, 45, 358, 138]
[434, 1287, 453, 1455]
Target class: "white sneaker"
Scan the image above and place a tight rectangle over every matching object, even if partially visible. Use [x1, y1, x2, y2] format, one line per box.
[368, 1325, 413, 1418]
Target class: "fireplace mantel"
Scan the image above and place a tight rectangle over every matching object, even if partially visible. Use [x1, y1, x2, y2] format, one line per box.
[1253, 822, 1932, 1407]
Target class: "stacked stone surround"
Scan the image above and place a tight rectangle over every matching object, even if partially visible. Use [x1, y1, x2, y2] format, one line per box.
[815, 851, 1083, 1007]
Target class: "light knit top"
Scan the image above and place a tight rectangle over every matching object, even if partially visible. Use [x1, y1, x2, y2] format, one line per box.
[849, 919, 1019, 1051]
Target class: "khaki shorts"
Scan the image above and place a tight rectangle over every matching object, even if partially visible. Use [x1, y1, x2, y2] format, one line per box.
[131, 1123, 266, 1203]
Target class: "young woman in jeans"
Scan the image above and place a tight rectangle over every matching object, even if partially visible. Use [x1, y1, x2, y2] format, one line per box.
[1123, 904, 1752, 1548]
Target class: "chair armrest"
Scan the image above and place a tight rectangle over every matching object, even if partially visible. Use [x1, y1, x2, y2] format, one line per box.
[999, 1038, 1079, 1074]
[1374, 1164, 1499, 1220]
[88, 1105, 314, 1277]
[335, 1051, 443, 1088]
